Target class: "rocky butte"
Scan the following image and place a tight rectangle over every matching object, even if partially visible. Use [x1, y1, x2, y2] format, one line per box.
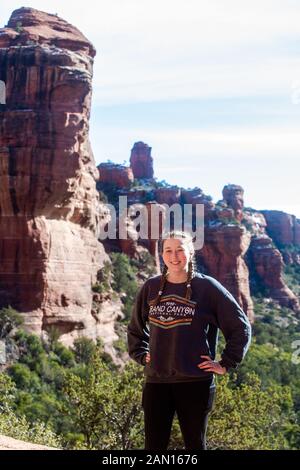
[0, 8, 123, 348]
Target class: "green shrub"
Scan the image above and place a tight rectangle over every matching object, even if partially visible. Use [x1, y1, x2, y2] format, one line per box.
[72, 337, 96, 364]
[0, 306, 24, 339]
[0, 406, 61, 448]
[110, 253, 139, 320]
[62, 350, 144, 449]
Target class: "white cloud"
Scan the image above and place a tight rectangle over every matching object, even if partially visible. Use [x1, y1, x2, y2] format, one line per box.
[91, 125, 300, 160]
[2, 0, 300, 105]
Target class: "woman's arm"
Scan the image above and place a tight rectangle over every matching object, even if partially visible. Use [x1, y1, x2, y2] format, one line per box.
[207, 277, 252, 371]
[127, 282, 150, 366]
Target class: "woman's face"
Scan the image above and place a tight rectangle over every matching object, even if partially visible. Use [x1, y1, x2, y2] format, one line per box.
[162, 238, 192, 274]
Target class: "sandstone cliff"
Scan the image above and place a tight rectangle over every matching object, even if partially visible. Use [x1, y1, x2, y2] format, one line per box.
[0, 8, 122, 346]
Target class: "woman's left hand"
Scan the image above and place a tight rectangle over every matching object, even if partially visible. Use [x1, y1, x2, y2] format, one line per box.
[197, 355, 227, 375]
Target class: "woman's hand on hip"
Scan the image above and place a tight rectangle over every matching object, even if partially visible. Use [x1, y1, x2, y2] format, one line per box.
[145, 352, 151, 363]
[197, 355, 227, 375]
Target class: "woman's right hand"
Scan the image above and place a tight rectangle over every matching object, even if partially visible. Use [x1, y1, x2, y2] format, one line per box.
[145, 352, 151, 363]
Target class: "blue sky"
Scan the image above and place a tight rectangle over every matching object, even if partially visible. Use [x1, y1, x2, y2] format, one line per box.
[1, 0, 300, 216]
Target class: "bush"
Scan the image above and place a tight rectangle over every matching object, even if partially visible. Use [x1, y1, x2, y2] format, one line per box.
[92, 261, 112, 294]
[207, 373, 293, 449]
[0, 371, 61, 447]
[72, 337, 96, 364]
[0, 373, 16, 408]
[0, 306, 23, 339]
[110, 253, 139, 320]
[62, 350, 144, 449]
[0, 406, 61, 448]
[8, 363, 40, 391]
[168, 372, 293, 450]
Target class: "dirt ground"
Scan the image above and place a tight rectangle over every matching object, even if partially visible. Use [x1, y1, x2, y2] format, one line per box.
[0, 434, 58, 450]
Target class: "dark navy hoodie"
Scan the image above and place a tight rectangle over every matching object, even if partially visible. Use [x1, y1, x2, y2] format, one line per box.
[127, 273, 252, 383]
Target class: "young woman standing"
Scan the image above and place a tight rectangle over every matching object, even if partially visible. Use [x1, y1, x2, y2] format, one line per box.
[127, 230, 251, 450]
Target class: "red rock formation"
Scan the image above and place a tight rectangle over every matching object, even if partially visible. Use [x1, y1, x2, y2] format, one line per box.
[249, 236, 300, 311]
[181, 187, 203, 203]
[221, 184, 244, 222]
[98, 162, 134, 189]
[181, 187, 215, 220]
[216, 206, 235, 221]
[261, 210, 300, 246]
[0, 7, 95, 55]
[129, 141, 154, 179]
[154, 187, 181, 205]
[198, 225, 254, 322]
[242, 210, 267, 236]
[0, 8, 113, 344]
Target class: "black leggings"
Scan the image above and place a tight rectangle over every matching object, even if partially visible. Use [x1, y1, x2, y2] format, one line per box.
[142, 380, 216, 451]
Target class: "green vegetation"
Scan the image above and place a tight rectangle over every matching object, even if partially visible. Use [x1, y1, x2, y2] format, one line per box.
[96, 181, 120, 207]
[283, 263, 300, 297]
[109, 253, 140, 320]
[62, 352, 144, 449]
[15, 21, 23, 34]
[0, 369, 61, 447]
[92, 261, 111, 294]
[0, 306, 23, 339]
[241, 217, 255, 233]
[109, 251, 156, 320]
[208, 373, 293, 450]
[169, 372, 293, 450]
[219, 217, 240, 226]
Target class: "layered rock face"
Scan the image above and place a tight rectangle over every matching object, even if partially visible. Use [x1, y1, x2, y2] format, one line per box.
[222, 184, 244, 222]
[248, 236, 299, 311]
[98, 162, 134, 189]
[196, 185, 254, 320]
[261, 210, 300, 246]
[154, 187, 181, 205]
[0, 8, 115, 344]
[199, 224, 254, 322]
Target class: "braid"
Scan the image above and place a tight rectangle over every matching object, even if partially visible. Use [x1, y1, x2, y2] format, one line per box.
[149, 264, 168, 307]
[185, 256, 196, 300]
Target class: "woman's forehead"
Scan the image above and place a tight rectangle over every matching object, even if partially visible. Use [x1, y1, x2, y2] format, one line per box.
[163, 238, 187, 249]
